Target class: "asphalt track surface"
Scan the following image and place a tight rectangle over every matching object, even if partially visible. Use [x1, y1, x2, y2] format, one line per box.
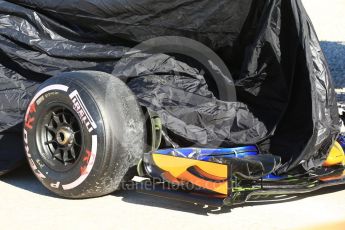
[1, 1, 345, 229]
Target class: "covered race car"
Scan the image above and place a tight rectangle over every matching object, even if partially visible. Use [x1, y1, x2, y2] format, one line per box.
[0, 0, 344, 206]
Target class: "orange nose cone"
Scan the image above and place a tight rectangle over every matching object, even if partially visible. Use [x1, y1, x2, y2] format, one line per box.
[323, 141, 345, 167]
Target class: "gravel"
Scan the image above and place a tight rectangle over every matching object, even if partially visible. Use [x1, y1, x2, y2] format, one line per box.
[321, 41, 345, 88]
[321, 41, 345, 102]
[303, 0, 345, 100]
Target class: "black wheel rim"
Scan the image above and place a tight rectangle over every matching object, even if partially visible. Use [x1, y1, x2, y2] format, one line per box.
[37, 105, 83, 171]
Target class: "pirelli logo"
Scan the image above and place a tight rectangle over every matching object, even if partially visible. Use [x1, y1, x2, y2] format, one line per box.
[69, 90, 97, 132]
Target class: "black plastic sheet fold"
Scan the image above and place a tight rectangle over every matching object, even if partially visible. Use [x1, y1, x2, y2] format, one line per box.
[0, 0, 340, 174]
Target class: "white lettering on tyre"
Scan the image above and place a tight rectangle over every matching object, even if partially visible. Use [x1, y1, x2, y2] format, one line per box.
[62, 135, 98, 190]
[24, 84, 69, 181]
[23, 131, 46, 180]
[69, 90, 97, 133]
[24, 84, 98, 190]
[50, 181, 61, 189]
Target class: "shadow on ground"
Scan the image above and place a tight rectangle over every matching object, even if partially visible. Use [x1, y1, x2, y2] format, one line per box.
[0, 164, 60, 198]
[117, 181, 345, 215]
[1, 164, 345, 216]
[0, 41, 344, 216]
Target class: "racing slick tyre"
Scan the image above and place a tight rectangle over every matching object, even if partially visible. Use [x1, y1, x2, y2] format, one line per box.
[23, 71, 146, 198]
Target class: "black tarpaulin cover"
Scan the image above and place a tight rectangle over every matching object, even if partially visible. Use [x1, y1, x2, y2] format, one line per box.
[0, 0, 340, 174]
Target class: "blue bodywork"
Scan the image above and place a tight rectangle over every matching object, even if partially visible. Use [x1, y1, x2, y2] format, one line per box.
[338, 135, 345, 149]
[155, 145, 258, 161]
